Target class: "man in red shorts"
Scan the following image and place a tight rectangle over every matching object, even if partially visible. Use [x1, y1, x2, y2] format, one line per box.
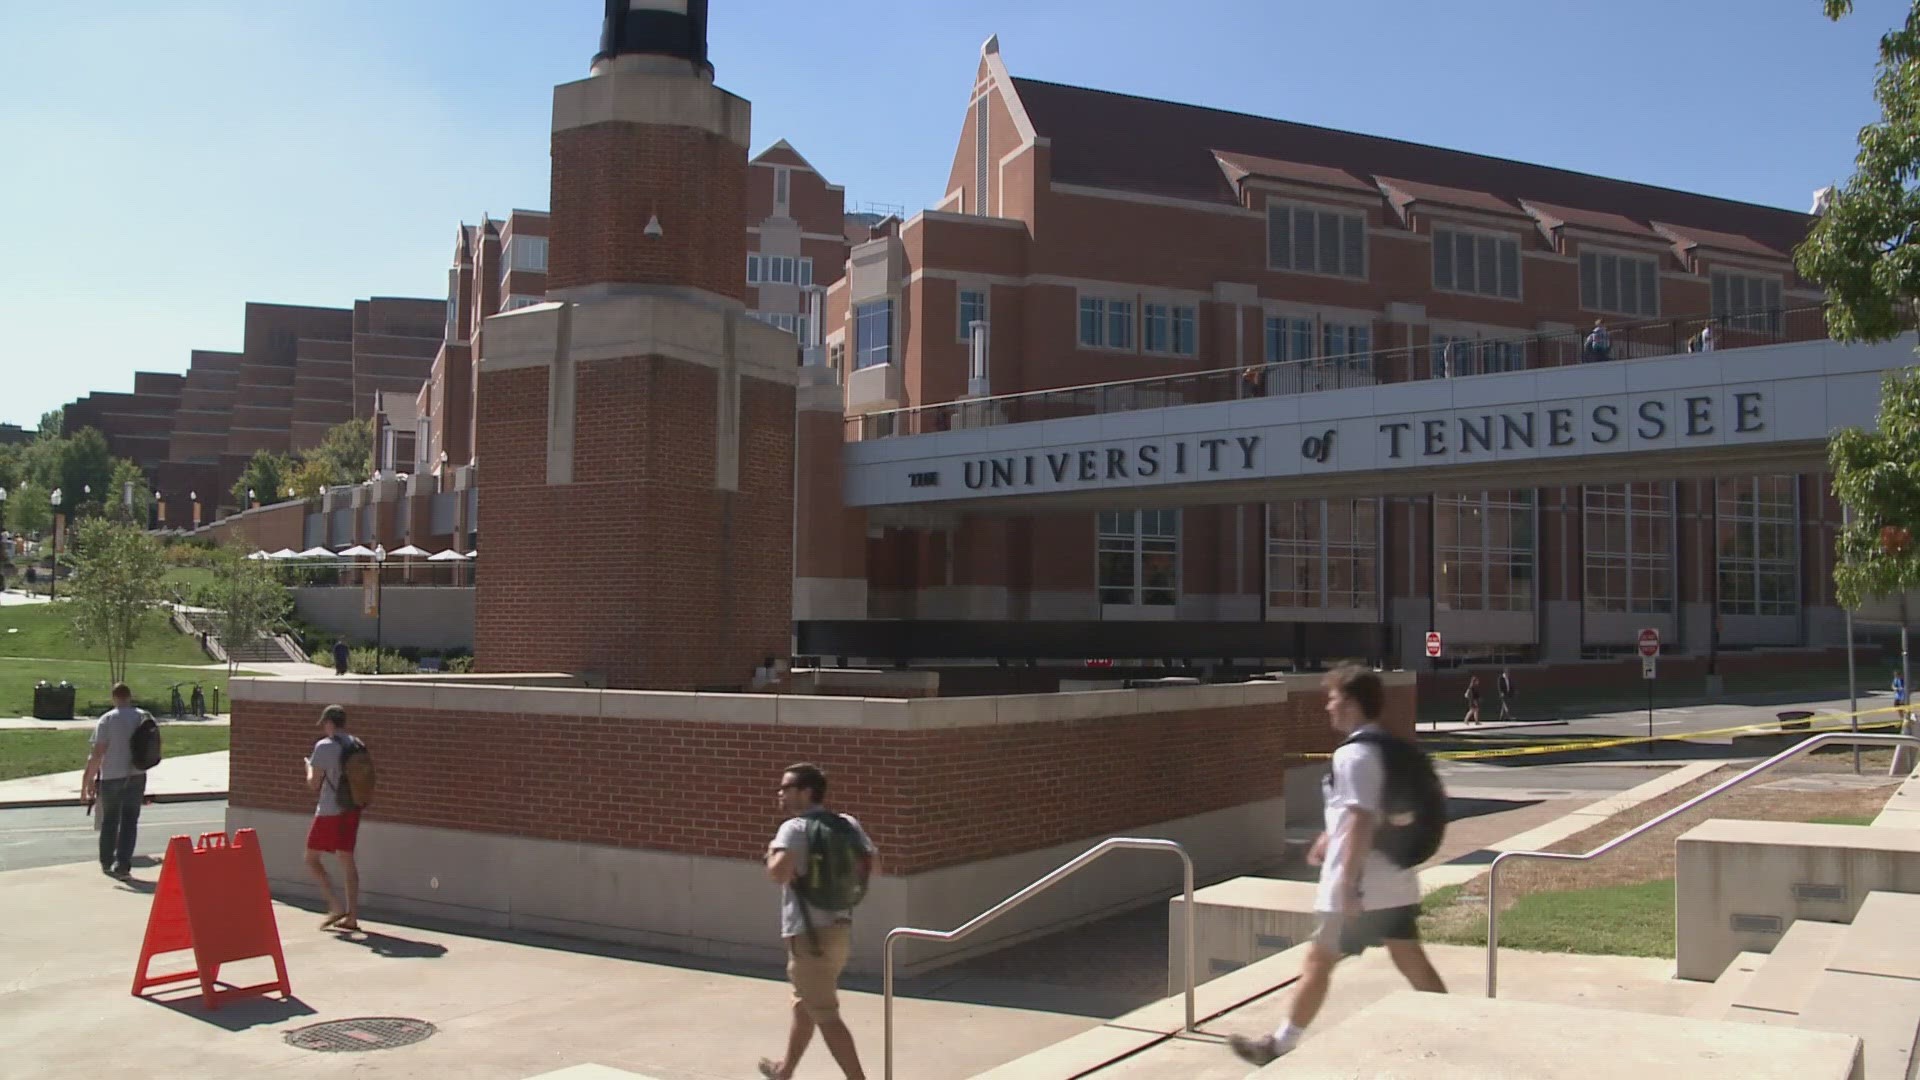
[304, 704, 362, 931]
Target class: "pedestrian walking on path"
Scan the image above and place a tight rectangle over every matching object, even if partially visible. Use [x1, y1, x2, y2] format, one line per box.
[1497, 668, 1515, 722]
[306, 704, 368, 932]
[1228, 667, 1448, 1067]
[759, 762, 875, 1080]
[82, 683, 150, 879]
[1463, 674, 1482, 725]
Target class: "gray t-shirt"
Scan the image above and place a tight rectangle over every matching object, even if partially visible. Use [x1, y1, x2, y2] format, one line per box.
[771, 811, 875, 939]
[90, 706, 147, 781]
[309, 736, 352, 816]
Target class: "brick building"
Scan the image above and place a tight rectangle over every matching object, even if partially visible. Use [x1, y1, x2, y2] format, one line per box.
[804, 37, 1839, 670]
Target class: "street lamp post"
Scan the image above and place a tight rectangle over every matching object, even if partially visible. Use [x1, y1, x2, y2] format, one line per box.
[373, 544, 386, 674]
[0, 486, 7, 593]
[48, 488, 62, 601]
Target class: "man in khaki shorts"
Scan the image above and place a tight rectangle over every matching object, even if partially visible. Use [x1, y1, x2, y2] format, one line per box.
[760, 763, 875, 1080]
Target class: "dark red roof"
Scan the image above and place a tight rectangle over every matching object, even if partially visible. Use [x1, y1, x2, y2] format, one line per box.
[1013, 77, 1809, 257]
[1212, 151, 1375, 195]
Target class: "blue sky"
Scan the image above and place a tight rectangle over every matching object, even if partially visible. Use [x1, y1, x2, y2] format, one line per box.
[0, 0, 1902, 429]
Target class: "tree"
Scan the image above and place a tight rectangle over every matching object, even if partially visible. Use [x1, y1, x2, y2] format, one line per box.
[290, 456, 339, 500]
[230, 450, 293, 511]
[37, 408, 63, 439]
[202, 544, 291, 676]
[56, 428, 114, 517]
[4, 479, 52, 537]
[108, 459, 152, 525]
[308, 418, 374, 485]
[1796, 1, 1920, 342]
[65, 518, 168, 687]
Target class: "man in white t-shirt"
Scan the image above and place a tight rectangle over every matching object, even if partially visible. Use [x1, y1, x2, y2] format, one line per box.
[1229, 666, 1447, 1067]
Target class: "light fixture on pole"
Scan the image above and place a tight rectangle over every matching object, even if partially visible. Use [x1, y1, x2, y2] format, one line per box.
[48, 488, 62, 601]
[190, 490, 200, 529]
[373, 544, 387, 674]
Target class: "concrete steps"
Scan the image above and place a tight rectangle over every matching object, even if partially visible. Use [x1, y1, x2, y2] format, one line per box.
[1723, 920, 1847, 1025]
[1687, 950, 1768, 1020]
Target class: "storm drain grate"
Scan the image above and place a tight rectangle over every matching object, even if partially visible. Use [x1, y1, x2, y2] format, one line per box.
[284, 1017, 437, 1053]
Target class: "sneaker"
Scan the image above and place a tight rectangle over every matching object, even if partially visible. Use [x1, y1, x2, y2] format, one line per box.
[1228, 1034, 1281, 1066]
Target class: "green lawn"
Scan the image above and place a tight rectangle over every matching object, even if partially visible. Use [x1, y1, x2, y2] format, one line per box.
[1809, 814, 1878, 826]
[0, 603, 210, 666]
[161, 566, 217, 600]
[0, 727, 230, 782]
[0, 658, 252, 719]
[1423, 879, 1677, 958]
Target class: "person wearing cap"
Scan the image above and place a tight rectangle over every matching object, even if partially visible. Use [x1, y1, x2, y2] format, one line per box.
[305, 704, 362, 931]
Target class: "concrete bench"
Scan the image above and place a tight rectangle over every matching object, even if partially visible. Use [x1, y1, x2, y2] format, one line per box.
[1676, 819, 1920, 980]
[1167, 876, 1318, 993]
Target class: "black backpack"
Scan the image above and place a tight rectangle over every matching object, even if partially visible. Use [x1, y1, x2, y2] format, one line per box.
[130, 710, 163, 772]
[790, 812, 870, 914]
[1342, 729, 1446, 869]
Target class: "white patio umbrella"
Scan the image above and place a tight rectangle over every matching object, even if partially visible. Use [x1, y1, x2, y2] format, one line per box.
[337, 545, 377, 559]
[426, 548, 470, 562]
[296, 546, 337, 559]
[245, 550, 271, 561]
[389, 544, 430, 558]
[464, 550, 478, 559]
[267, 548, 300, 560]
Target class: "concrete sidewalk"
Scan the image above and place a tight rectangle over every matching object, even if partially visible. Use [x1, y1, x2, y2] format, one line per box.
[0, 716, 230, 731]
[0, 859, 1090, 1080]
[0, 750, 228, 808]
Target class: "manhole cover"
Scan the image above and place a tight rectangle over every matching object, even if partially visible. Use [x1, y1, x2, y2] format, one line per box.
[284, 1017, 436, 1053]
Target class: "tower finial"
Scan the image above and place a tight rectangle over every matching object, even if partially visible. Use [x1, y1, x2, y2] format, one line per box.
[597, 0, 711, 72]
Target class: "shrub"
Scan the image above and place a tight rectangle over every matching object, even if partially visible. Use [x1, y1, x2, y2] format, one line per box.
[445, 655, 475, 674]
[347, 647, 417, 675]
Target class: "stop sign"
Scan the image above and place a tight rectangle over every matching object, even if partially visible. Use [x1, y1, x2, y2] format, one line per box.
[1425, 631, 1443, 658]
[1638, 628, 1660, 658]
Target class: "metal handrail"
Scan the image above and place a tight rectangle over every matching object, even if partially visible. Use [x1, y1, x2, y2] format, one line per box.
[1486, 731, 1920, 997]
[881, 836, 1195, 1080]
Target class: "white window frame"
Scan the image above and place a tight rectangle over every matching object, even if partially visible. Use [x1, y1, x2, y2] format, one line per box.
[1266, 498, 1379, 612]
[1432, 225, 1523, 301]
[747, 253, 811, 287]
[1142, 301, 1199, 357]
[1715, 475, 1799, 617]
[1265, 201, 1367, 280]
[1711, 270, 1784, 333]
[1579, 246, 1661, 318]
[502, 235, 548, 281]
[1098, 509, 1180, 618]
[1435, 490, 1537, 613]
[854, 299, 893, 369]
[957, 287, 988, 343]
[1077, 293, 1136, 352]
[1583, 482, 1675, 615]
[500, 293, 542, 313]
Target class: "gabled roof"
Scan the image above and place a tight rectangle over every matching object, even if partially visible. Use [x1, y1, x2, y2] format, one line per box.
[1010, 76, 1809, 258]
[1521, 199, 1660, 241]
[753, 138, 826, 177]
[1651, 221, 1788, 260]
[1374, 176, 1525, 218]
[1212, 151, 1374, 195]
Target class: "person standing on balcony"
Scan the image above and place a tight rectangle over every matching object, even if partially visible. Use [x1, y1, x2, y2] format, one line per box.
[1698, 322, 1717, 353]
[1584, 319, 1612, 362]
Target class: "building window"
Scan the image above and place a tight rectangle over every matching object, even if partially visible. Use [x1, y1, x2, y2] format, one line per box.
[774, 167, 790, 213]
[1267, 203, 1366, 279]
[1264, 316, 1313, 364]
[829, 342, 845, 373]
[747, 254, 813, 287]
[1078, 295, 1135, 351]
[1321, 322, 1372, 371]
[1711, 271, 1783, 333]
[1433, 228, 1521, 300]
[1436, 490, 1535, 612]
[1580, 250, 1660, 317]
[855, 300, 892, 369]
[1583, 482, 1673, 614]
[500, 294, 542, 312]
[1716, 475, 1798, 617]
[1267, 499, 1378, 611]
[975, 96, 991, 216]
[503, 235, 548, 278]
[749, 311, 809, 341]
[1098, 509, 1178, 609]
[1431, 333, 1524, 378]
[1143, 303, 1198, 356]
[958, 288, 988, 342]
[445, 269, 459, 340]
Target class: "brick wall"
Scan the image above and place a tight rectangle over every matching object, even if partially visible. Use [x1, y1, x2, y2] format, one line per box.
[232, 682, 1400, 876]
[549, 122, 745, 300]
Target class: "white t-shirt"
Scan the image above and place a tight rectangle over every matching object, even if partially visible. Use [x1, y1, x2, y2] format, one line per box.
[1315, 726, 1422, 912]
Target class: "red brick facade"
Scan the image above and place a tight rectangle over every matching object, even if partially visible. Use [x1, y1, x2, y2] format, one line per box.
[230, 682, 1407, 875]
[548, 123, 746, 300]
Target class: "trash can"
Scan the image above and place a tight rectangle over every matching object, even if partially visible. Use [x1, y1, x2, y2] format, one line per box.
[32, 680, 76, 721]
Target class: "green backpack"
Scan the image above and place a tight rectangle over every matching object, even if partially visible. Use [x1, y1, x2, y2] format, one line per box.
[791, 812, 870, 914]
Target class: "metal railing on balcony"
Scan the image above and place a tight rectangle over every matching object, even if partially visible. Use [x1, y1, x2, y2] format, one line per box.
[848, 305, 1832, 441]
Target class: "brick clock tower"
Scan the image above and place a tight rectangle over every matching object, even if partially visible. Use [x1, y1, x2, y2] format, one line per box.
[474, 0, 797, 690]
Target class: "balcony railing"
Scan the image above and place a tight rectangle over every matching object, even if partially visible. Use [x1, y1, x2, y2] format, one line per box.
[847, 306, 1832, 441]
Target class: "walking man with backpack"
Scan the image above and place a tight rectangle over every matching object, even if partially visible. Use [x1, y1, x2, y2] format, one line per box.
[760, 762, 876, 1080]
[81, 683, 159, 880]
[305, 704, 373, 932]
[1228, 666, 1448, 1067]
